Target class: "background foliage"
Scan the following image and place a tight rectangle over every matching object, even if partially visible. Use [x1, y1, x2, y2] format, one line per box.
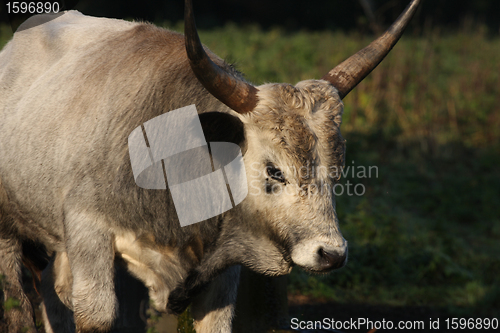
[193, 23, 500, 318]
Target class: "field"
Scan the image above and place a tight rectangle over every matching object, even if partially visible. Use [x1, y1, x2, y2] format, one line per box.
[1, 20, 499, 332]
[197, 23, 500, 321]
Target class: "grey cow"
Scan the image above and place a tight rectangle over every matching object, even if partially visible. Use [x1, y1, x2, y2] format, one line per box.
[0, 0, 420, 332]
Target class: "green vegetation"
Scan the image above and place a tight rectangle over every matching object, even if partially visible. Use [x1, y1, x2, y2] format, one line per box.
[0, 20, 498, 324]
[194, 24, 500, 317]
[177, 307, 195, 333]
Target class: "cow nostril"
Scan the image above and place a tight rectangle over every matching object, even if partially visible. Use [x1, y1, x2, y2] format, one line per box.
[318, 248, 334, 265]
[318, 247, 346, 270]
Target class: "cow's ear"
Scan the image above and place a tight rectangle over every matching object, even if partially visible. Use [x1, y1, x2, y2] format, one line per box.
[199, 112, 246, 153]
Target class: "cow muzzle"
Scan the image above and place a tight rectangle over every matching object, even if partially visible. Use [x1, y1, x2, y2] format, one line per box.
[291, 239, 348, 273]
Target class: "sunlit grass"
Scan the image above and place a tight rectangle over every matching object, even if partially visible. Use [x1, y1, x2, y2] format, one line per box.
[195, 24, 500, 155]
[191, 24, 500, 316]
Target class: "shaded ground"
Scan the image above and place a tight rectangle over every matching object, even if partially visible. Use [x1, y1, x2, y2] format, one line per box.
[2, 269, 498, 333]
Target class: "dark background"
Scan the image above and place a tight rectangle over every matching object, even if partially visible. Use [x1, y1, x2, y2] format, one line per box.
[1, 0, 500, 34]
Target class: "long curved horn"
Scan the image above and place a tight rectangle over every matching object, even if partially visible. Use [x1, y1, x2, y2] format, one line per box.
[322, 0, 421, 99]
[184, 0, 258, 113]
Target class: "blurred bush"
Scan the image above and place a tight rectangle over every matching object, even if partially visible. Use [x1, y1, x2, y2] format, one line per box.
[187, 22, 499, 316]
[192, 24, 498, 316]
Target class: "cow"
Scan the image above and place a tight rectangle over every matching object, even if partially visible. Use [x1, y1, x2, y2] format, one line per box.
[0, 0, 421, 332]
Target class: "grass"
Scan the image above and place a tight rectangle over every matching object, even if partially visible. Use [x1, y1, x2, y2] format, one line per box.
[191, 24, 500, 317]
[1, 20, 499, 324]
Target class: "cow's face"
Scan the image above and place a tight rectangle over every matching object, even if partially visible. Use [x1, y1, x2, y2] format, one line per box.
[236, 79, 347, 273]
[184, 0, 420, 276]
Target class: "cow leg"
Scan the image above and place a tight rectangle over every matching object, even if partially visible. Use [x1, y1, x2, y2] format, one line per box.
[190, 265, 240, 333]
[0, 234, 37, 333]
[41, 252, 75, 333]
[63, 210, 117, 333]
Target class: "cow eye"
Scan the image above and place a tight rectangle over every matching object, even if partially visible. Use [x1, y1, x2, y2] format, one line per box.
[266, 164, 285, 183]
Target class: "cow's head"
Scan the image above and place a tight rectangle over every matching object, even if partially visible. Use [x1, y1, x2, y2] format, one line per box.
[184, 0, 420, 274]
